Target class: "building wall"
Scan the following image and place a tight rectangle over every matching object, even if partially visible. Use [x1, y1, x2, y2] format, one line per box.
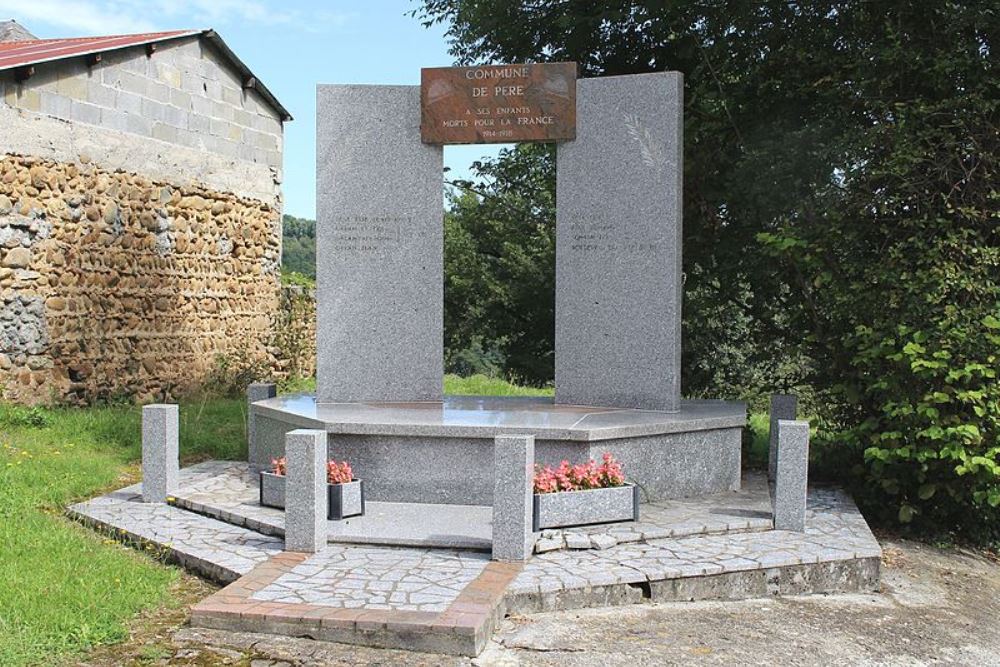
[0, 37, 283, 177]
[0, 36, 289, 403]
[0, 154, 282, 403]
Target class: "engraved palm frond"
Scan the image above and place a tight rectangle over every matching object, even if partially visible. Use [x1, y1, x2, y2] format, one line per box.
[623, 114, 666, 171]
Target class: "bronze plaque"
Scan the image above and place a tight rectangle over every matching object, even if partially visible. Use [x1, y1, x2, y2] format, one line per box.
[421, 62, 576, 144]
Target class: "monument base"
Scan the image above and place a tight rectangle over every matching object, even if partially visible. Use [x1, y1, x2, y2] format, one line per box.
[249, 395, 745, 505]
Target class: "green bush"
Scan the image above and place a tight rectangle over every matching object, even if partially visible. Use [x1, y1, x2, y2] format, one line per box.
[760, 92, 999, 540]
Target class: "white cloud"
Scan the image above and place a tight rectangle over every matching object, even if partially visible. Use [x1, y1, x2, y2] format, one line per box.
[0, 0, 354, 36]
[0, 0, 158, 35]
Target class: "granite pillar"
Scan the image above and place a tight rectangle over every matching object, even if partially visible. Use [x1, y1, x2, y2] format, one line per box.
[555, 72, 683, 412]
[284, 429, 327, 553]
[492, 434, 536, 561]
[768, 394, 798, 481]
[141, 404, 179, 503]
[247, 382, 277, 473]
[316, 84, 443, 403]
[773, 419, 809, 532]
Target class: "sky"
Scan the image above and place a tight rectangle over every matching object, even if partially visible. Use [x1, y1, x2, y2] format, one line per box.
[0, 0, 504, 218]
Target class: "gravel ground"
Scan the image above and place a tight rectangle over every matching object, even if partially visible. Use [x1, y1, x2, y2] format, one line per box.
[85, 539, 1000, 667]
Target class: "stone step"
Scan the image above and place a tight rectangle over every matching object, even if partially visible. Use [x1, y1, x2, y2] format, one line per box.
[70, 460, 882, 659]
[189, 550, 519, 657]
[167, 461, 777, 554]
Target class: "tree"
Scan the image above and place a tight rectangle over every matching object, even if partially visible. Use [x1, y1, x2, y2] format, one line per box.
[281, 214, 316, 279]
[444, 144, 556, 385]
[419, 1, 1000, 538]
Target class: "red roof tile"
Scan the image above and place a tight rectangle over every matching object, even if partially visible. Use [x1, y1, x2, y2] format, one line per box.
[0, 30, 198, 70]
[0, 29, 291, 120]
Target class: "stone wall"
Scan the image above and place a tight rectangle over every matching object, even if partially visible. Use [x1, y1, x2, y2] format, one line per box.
[0, 153, 282, 403]
[273, 285, 317, 381]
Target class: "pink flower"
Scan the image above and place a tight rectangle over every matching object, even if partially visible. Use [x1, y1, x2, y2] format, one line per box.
[271, 457, 355, 485]
[532, 453, 627, 494]
[270, 456, 287, 476]
[326, 460, 353, 485]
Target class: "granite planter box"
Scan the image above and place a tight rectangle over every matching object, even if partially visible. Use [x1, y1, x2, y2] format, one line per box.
[259, 472, 365, 520]
[532, 484, 639, 531]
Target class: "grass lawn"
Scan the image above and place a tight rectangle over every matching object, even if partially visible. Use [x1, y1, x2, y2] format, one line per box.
[444, 373, 553, 396]
[0, 397, 246, 666]
[0, 374, 760, 666]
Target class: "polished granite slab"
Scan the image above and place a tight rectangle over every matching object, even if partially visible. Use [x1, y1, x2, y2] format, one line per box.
[251, 394, 746, 441]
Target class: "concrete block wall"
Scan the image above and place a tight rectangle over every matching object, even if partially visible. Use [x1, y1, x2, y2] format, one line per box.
[0, 37, 283, 175]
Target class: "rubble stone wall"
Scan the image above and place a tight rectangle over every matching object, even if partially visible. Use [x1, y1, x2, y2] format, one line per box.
[0, 153, 282, 403]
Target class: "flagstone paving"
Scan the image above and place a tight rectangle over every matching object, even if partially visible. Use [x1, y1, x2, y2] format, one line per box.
[166, 461, 776, 553]
[68, 461, 882, 657]
[67, 480, 283, 583]
[509, 488, 881, 611]
[250, 546, 490, 611]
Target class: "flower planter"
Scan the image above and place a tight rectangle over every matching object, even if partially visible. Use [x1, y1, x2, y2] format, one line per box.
[259, 471, 365, 520]
[532, 484, 639, 531]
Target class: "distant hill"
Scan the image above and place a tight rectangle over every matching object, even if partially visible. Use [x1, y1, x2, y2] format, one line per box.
[282, 214, 315, 279]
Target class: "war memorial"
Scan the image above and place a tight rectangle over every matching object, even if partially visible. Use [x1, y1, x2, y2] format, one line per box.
[71, 62, 881, 657]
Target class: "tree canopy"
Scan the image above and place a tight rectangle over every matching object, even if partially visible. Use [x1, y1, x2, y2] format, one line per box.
[420, 1, 999, 539]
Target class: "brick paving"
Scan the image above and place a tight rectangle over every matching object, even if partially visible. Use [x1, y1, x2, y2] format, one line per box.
[189, 552, 518, 656]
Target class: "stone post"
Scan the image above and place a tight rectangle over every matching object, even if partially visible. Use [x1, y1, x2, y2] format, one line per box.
[768, 393, 798, 481]
[773, 419, 809, 532]
[247, 382, 277, 472]
[141, 404, 179, 503]
[284, 429, 327, 553]
[492, 434, 536, 561]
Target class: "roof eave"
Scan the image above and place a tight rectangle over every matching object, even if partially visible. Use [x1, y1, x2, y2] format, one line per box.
[201, 29, 292, 122]
[0, 30, 201, 71]
[0, 28, 292, 123]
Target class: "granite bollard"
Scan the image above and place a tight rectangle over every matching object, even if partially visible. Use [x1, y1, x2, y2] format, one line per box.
[774, 419, 809, 532]
[492, 434, 536, 561]
[247, 382, 277, 473]
[284, 429, 327, 553]
[768, 393, 798, 481]
[141, 404, 179, 503]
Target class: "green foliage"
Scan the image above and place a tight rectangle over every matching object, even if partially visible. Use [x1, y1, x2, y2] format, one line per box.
[205, 342, 271, 399]
[444, 143, 556, 385]
[272, 285, 315, 382]
[281, 269, 316, 289]
[0, 404, 54, 429]
[420, 1, 1000, 540]
[282, 214, 316, 279]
